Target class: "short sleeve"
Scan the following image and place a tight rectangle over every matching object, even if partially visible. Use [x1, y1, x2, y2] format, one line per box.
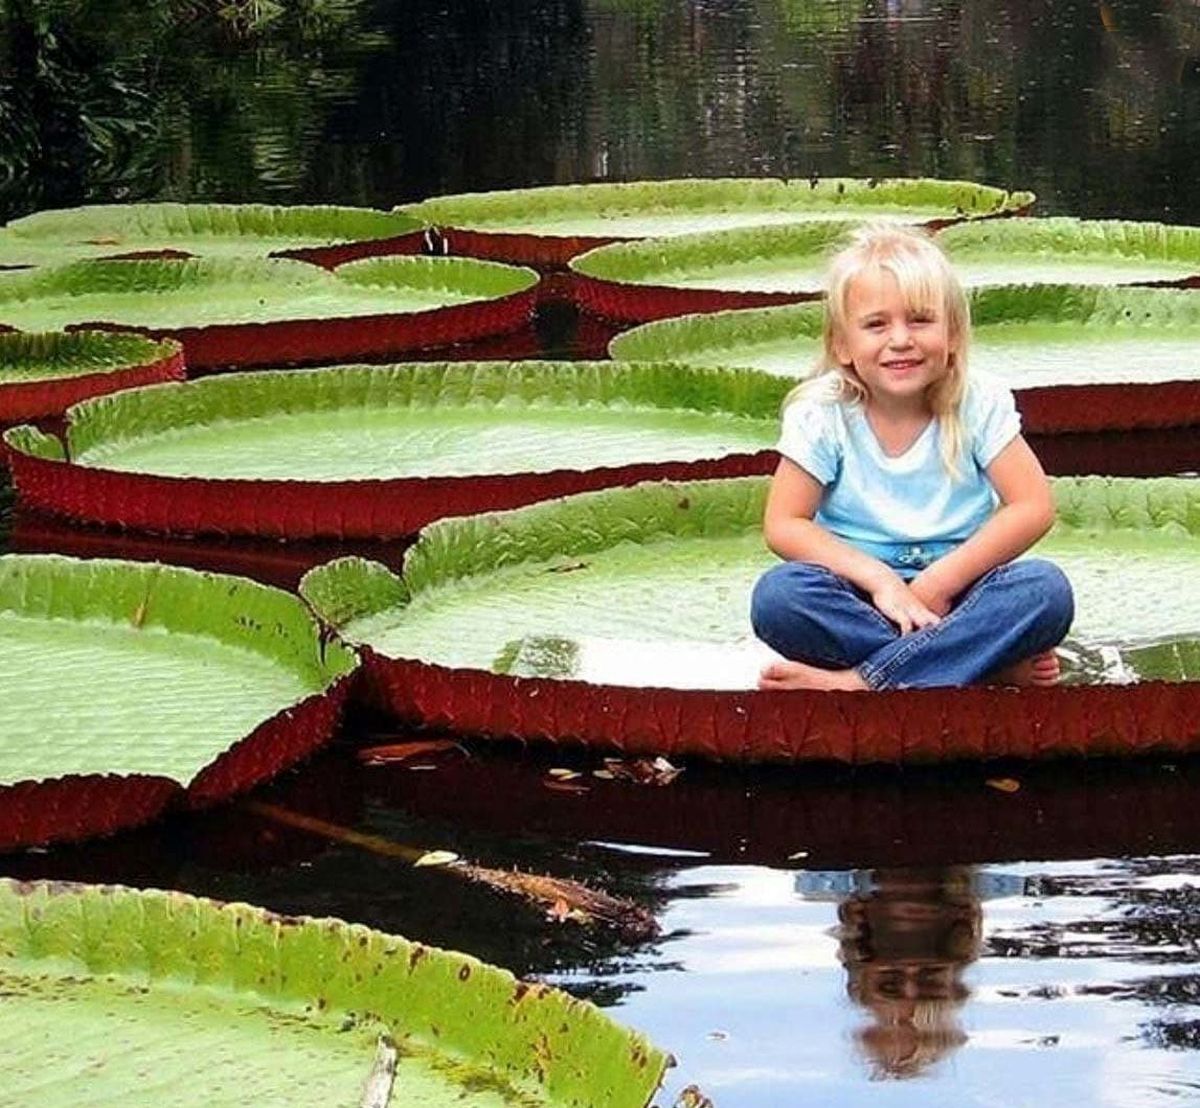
[966, 374, 1022, 468]
[776, 395, 841, 485]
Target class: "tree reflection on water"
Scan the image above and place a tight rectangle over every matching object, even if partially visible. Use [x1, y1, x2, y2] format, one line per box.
[3, 1, 1200, 221]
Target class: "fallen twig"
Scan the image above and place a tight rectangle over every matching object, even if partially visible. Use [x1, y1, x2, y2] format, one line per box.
[243, 801, 658, 943]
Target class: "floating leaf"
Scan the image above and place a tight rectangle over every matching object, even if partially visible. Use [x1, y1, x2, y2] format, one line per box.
[0, 879, 669, 1106]
[0, 554, 356, 848]
[609, 285, 1200, 433]
[0, 202, 425, 267]
[0, 255, 537, 369]
[0, 330, 184, 423]
[406, 177, 1031, 266]
[357, 739, 462, 765]
[5, 360, 780, 540]
[986, 777, 1022, 794]
[300, 475, 1200, 764]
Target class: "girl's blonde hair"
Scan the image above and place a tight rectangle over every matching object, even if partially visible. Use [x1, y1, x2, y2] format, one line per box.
[787, 221, 971, 475]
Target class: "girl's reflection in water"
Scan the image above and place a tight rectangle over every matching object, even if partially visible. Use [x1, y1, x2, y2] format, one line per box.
[836, 866, 982, 1079]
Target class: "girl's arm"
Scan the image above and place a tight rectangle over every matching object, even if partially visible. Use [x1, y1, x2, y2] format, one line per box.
[764, 457, 941, 633]
[909, 435, 1056, 615]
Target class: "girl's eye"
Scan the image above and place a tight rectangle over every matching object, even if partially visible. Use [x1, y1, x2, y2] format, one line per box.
[864, 319, 886, 330]
[909, 313, 935, 325]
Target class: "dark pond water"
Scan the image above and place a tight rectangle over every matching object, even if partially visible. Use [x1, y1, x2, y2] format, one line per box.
[4, 1, 1200, 1104]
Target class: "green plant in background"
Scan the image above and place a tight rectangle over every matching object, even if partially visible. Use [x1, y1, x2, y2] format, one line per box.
[0, 0, 377, 220]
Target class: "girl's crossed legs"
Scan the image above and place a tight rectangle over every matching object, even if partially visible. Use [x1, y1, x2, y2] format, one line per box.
[750, 558, 1074, 691]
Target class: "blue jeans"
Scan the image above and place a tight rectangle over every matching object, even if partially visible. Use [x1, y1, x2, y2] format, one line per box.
[750, 559, 1074, 689]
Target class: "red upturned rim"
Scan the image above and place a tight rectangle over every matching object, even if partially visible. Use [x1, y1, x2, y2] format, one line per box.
[439, 227, 626, 270]
[63, 285, 537, 370]
[571, 271, 819, 323]
[0, 674, 353, 850]
[0, 773, 182, 852]
[8, 443, 776, 541]
[356, 651, 1200, 765]
[1018, 380, 1200, 433]
[275, 230, 427, 269]
[0, 346, 186, 424]
[8, 508, 417, 592]
[435, 201, 1037, 272]
[1027, 426, 1200, 478]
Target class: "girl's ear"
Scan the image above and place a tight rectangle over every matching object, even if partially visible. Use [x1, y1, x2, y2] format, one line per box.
[831, 326, 852, 368]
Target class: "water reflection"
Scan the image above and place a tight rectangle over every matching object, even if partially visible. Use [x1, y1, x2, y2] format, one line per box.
[5, 1, 1200, 221]
[803, 866, 983, 1079]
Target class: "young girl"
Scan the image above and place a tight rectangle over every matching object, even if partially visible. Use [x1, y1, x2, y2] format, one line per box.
[750, 223, 1073, 691]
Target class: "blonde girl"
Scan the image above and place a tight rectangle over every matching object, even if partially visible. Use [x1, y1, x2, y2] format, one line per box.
[750, 223, 1073, 690]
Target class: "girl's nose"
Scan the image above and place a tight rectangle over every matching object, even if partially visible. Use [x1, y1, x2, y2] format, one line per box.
[887, 322, 913, 348]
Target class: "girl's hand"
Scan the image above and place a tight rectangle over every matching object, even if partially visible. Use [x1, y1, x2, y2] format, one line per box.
[871, 578, 941, 634]
[908, 569, 955, 618]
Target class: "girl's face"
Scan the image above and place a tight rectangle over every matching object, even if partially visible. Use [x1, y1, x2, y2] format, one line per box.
[832, 268, 956, 411]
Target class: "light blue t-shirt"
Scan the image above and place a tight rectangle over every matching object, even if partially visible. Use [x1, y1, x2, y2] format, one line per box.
[776, 372, 1022, 577]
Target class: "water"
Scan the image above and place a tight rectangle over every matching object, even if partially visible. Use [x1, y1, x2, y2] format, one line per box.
[5, 0, 1200, 1103]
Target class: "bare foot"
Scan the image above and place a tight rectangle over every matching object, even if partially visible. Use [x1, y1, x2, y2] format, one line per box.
[990, 650, 1061, 688]
[758, 660, 869, 692]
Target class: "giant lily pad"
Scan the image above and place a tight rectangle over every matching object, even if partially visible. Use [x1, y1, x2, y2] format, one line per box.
[572, 217, 1200, 323]
[0, 880, 668, 1107]
[938, 217, 1200, 288]
[300, 475, 1200, 764]
[0, 256, 538, 369]
[0, 554, 357, 848]
[0, 203, 426, 269]
[0, 331, 184, 425]
[608, 285, 1200, 433]
[570, 221, 845, 321]
[404, 177, 1033, 267]
[3, 361, 780, 539]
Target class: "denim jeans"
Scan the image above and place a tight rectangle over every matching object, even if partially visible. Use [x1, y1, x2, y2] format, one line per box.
[750, 558, 1075, 689]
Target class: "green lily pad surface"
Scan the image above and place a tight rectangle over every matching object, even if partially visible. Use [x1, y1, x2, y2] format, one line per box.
[314, 476, 1200, 692]
[939, 218, 1200, 287]
[0, 331, 177, 386]
[609, 286, 1200, 388]
[46, 362, 780, 482]
[0, 255, 536, 332]
[0, 880, 667, 1107]
[0, 555, 356, 787]
[571, 222, 845, 294]
[574, 218, 1200, 297]
[0, 203, 425, 268]
[405, 177, 1031, 238]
